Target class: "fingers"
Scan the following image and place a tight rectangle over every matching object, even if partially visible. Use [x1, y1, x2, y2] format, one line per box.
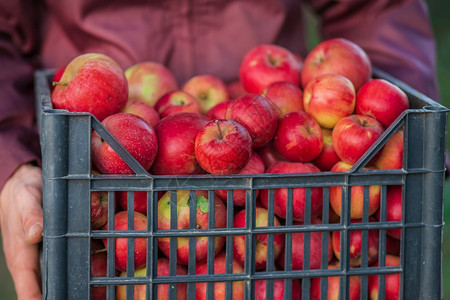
[18, 183, 44, 244]
[0, 163, 44, 300]
[10, 244, 42, 300]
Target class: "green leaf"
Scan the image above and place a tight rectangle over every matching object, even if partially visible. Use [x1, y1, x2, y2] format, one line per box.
[196, 195, 209, 213]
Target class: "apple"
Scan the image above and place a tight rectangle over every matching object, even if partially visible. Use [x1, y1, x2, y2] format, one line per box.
[331, 218, 379, 267]
[261, 81, 304, 118]
[90, 239, 108, 300]
[195, 119, 253, 175]
[52, 65, 66, 83]
[195, 251, 245, 300]
[303, 73, 356, 129]
[122, 99, 160, 128]
[182, 74, 229, 114]
[374, 130, 404, 170]
[368, 254, 401, 300]
[239, 44, 302, 94]
[125, 61, 178, 107]
[273, 110, 323, 162]
[255, 140, 285, 170]
[91, 112, 158, 174]
[254, 277, 302, 300]
[226, 94, 278, 149]
[227, 80, 247, 99]
[310, 263, 361, 300]
[90, 191, 109, 230]
[205, 100, 231, 120]
[157, 190, 227, 265]
[328, 203, 341, 224]
[356, 79, 409, 128]
[151, 112, 209, 175]
[278, 218, 333, 271]
[332, 114, 384, 165]
[52, 53, 128, 121]
[116, 190, 148, 215]
[259, 161, 323, 222]
[215, 152, 265, 206]
[154, 90, 202, 118]
[233, 207, 285, 270]
[377, 185, 402, 240]
[301, 38, 372, 91]
[329, 161, 381, 219]
[102, 210, 148, 272]
[312, 128, 341, 172]
[116, 258, 188, 300]
[386, 234, 401, 256]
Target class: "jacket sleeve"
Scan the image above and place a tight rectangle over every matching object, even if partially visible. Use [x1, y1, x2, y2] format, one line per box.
[0, 1, 41, 190]
[306, 0, 439, 100]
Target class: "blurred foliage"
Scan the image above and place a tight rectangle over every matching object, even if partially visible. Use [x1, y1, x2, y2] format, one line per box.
[426, 0, 450, 298]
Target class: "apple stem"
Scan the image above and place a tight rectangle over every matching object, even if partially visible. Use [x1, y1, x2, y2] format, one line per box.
[91, 248, 107, 255]
[215, 120, 223, 140]
[52, 81, 68, 87]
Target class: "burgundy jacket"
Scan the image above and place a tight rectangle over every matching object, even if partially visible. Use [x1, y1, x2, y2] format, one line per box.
[0, 0, 439, 189]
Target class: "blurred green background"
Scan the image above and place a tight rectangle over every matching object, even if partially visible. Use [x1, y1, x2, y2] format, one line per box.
[1, 1, 449, 299]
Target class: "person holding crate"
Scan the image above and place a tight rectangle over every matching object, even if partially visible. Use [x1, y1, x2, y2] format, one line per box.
[0, 0, 444, 299]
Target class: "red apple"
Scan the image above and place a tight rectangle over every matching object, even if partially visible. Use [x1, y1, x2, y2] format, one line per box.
[368, 255, 401, 300]
[151, 112, 209, 175]
[386, 234, 401, 256]
[116, 190, 148, 215]
[195, 119, 253, 175]
[233, 207, 285, 270]
[52, 65, 66, 83]
[261, 81, 304, 118]
[215, 152, 265, 206]
[154, 90, 202, 118]
[122, 99, 160, 127]
[255, 140, 285, 170]
[274, 110, 323, 162]
[356, 79, 409, 128]
[278, 218, 333, 271]
[90, 191, 109, 230]
[125, 61, 178, 107]
[329, 161, 381, 219]
[226, 94, 278, 149]
[90, 239, 108, 300]
[377, 185, 402, 240]
[332, 114, 384, 165]
[259, 161, 323, 222]
[116, 258, 188, 300]
[157, 190, 227, 265]
[310, 264, 361, 300]
[205, 100, 231, 120]
[239, 44, 302, 94]
[374, 130, 404, 170]
[182, 74, 229, 114]
[91, 112, 158, 174]
[301, 38, 372, 91]
[331, 218, 379, 267]
[254, 278, 302, 300]
[303, 73, 356, 129]
[312, 128, 341, 172]
[195, 251, 245, 300]
[52, 53, 128, 121]
[227, 80, 247, 99]
[102, 211, 148, 272]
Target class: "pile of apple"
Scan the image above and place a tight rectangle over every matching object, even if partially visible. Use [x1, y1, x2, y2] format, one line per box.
[52, 38, 408, 300]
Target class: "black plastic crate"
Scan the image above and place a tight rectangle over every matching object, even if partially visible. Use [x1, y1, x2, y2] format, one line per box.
[35, 68, 449, 300]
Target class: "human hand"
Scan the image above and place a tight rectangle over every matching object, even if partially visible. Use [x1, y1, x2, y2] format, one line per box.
[0, 164, 43, 300]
